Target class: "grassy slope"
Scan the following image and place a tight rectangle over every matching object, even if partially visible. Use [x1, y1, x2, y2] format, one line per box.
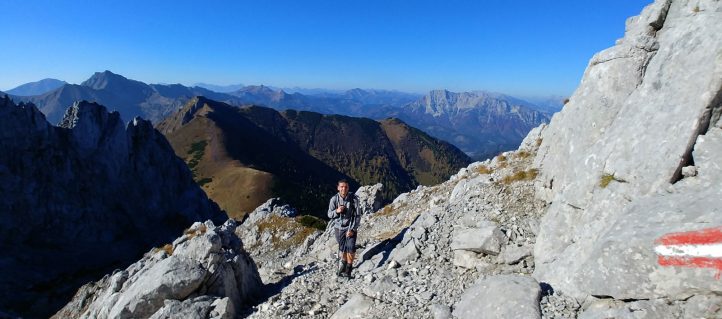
[158, 97, 471, 219]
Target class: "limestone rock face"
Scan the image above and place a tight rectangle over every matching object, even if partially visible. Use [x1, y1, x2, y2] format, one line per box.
[532, 0, 722, 303]
[0, 97, 225, 317]
[53, 220, 262, 319]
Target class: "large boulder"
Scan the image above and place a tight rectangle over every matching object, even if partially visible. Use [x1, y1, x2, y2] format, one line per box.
[53, 220, 262, 319]
[531, 0, 722, 304]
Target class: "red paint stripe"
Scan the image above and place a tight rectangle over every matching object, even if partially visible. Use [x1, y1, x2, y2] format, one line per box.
[657, 255, 722, 270]
[655, 227, 722, 246]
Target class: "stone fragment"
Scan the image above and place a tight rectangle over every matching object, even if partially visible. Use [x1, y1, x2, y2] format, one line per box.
[450, 223, 505, 255]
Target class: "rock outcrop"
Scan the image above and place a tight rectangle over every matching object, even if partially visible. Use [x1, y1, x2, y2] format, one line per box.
[354, 183, 384, 214]
[0, 97, 225, 318]
[531, 0, 722, 316]
[53, 220, 262, 319]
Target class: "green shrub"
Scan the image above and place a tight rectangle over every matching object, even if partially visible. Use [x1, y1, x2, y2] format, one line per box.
[297, 215, 327, 231]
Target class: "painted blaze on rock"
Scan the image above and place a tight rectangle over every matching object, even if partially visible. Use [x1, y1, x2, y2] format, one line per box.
[655, 226, 722, 279]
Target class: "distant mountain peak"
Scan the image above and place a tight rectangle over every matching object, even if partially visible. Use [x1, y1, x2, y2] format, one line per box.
[6, 78, 67, 96]
[80, 70, 150, 92]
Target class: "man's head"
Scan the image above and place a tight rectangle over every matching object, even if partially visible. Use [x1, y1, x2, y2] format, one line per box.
[337, 179, 349, 197]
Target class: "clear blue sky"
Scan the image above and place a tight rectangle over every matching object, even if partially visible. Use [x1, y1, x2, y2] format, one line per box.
[1, 0, 651, 96]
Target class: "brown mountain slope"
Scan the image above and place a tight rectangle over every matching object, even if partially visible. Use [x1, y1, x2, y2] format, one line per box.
[157, 97, 472, 219]
[380, 118, 472, 186]
[157, 97, 347, 219]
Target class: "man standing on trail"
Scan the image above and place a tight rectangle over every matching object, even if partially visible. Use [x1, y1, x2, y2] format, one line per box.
[328, 179, 361, 278]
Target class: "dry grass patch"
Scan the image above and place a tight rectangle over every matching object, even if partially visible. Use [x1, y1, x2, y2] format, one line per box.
[476, 165, 493, 175]
[514, 150, 532, 159]
[376, 204, 396, 217]
[183, 224, 208, 239]
[501, 168, 539, 184]
[599, 173, 626, 188]
[152, 243, 175, 256]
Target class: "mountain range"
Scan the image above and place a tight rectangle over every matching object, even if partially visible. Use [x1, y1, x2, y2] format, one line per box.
[10, 71, 557, 159]
[157, 96, 472, 219]
[394, 90, 552, 159]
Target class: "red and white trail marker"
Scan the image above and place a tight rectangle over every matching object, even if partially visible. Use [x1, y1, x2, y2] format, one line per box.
[655, 226, 722, 280]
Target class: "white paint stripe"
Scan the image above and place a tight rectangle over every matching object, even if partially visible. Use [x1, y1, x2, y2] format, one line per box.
[655, 243, 722, 258]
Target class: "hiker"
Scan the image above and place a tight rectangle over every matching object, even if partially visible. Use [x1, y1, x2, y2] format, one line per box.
[327, 179, 361, 278]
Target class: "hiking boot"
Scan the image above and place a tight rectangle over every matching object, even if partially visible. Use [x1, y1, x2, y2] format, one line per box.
[337, 261, 348, 277]
[345, 264, 353, 279]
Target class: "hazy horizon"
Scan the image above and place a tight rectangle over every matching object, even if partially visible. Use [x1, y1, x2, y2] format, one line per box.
[1, 0, 652, 97]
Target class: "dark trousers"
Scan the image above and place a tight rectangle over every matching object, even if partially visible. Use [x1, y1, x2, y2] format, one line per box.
[335, 228, 357, 253]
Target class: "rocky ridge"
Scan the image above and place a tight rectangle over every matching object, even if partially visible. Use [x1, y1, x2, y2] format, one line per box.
[53, 220, 262, 319]
[0, 96, 225, 318]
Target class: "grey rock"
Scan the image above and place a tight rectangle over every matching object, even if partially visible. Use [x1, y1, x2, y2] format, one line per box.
[452, 250, 482, 269]
[532, 0, 722, 302]
[500, 245, 532, 265]
[681, 165, 697, 177]
[519, 123, 546, 151]
[329, 293, 374, 319]
[453, 275, 541, 319]
[429, 303, 452, 319]
[389, 239, 420, 263]
[417, 211, 438, 228]
[450, 223, 505, 255]
[149, 296, 215, 319]
[108, 256, 209, 318]
[53, 220, 261, 319]
[681, 294, 722, 318]
[355, 183, 384, 214]
[209, 297, 235, 319]
[241, 198, 297, 228]
[578, 298, 679, 319]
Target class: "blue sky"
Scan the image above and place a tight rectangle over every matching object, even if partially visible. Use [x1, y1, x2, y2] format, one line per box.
[1, 0, 651, 96]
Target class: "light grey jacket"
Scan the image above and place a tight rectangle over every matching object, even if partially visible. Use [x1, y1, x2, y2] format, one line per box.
[327, 192, 361, 231]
